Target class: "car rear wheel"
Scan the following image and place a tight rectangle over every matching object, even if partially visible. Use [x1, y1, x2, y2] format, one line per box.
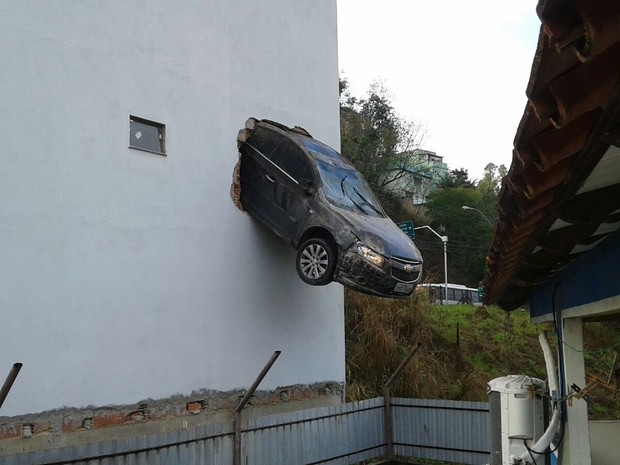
[296, 238, 336, 286]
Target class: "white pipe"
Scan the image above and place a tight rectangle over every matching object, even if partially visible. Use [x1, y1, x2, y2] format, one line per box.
[519, 332, 561, 464]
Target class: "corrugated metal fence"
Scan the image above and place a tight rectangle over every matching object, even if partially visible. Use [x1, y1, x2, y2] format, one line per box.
[1, 398, 490, 465]
[393, 398, 490, 465]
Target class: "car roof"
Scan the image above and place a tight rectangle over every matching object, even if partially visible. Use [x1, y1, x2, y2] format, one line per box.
[255, 119, 355, 171]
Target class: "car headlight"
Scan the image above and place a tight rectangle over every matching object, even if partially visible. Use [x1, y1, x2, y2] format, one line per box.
[357, 243, 385, 268]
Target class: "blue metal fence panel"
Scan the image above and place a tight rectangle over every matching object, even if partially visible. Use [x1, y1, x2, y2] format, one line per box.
[243, 397, 384, 465]
[392, 398, 490, 465]
[1, 421, 234, 465]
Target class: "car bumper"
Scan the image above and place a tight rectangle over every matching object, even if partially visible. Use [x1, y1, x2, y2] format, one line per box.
[335, 249, 421, 299]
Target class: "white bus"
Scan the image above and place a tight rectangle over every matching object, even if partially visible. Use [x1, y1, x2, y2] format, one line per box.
[418, 283, 483, 306]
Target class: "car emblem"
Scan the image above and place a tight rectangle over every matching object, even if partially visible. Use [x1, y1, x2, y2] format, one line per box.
[403, 264, 415, 273]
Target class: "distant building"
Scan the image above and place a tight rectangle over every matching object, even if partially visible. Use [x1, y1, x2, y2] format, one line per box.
[383, 149, 450, 204]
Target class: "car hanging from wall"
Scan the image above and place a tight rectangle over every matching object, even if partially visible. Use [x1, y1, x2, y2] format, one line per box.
[231, 117, 423, 299]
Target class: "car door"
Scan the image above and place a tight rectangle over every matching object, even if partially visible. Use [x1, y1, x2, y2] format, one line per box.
[268, 138, 315, 240]
[239, 128, 288, 233]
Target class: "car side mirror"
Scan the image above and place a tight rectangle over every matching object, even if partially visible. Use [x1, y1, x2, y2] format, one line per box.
[299, 178, 315, 196]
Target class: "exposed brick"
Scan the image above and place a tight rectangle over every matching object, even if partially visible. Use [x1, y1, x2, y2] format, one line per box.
[92, 412, 126, 428]
[0, 381, 344, 449]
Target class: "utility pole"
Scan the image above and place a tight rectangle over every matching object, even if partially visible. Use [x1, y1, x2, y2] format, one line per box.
[414, 225, 448, 302]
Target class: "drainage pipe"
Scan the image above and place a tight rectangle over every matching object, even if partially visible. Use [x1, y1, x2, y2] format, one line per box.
[519, 332, 561, 464]
[234, 350, 281, 465]
[0, 363, 22, 409]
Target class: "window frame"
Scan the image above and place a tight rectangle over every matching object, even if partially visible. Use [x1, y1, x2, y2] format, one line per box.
[129, 115, 166, 156]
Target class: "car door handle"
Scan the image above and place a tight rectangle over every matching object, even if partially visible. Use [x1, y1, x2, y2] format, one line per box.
[265, 175, 275, 183]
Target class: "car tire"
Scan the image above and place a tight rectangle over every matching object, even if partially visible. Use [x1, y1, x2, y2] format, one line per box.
[296, 238, 337, 286]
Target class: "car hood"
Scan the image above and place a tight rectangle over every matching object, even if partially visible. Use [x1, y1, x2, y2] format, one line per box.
[340, 211, 423, 261]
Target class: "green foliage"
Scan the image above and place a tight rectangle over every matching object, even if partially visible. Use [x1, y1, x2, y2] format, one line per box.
[435, 168, 475, 189]
[339, 77, 427, 216]
[477, 163, 507, 195]
[346, 288, 549, 402]
[424, 187, 494, 284]
[345, 290, 620, 420]
[582, 321, 620, 419]
[420, 163, 505, 285]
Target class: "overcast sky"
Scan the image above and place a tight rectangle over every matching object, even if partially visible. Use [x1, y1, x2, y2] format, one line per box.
[337, 0, 541, 180]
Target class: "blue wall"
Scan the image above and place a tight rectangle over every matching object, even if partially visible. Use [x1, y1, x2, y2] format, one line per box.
[530, 229, 620, 318]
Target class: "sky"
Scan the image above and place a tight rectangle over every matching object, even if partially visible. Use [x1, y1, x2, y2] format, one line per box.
[337, 0, 541, 181]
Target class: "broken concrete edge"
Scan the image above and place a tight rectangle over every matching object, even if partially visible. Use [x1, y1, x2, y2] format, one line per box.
[0, 381, 344, 445]
[230, 158, 244, 211]
[230, 117, 257, 213]
[229, 116, 314, 213]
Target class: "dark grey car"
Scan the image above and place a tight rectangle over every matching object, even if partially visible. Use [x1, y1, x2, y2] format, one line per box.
[234, 118, 423, 298]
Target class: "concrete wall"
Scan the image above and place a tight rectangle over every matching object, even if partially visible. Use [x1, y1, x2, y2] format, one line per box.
[0, 0, 343, 417]
[589, 421, 620, 465]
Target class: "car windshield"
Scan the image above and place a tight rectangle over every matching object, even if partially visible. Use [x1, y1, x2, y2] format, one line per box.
[315, 159, 385, 217]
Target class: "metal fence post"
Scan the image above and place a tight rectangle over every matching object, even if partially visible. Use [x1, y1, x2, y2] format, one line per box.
[234, 351, 281, 465]
[383, 343, 421, 458]
[0, 363, 22, 409]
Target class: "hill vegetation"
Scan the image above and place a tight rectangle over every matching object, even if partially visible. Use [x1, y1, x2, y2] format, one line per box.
[339, 78, 620, 420]
[345, 288, 620, 420]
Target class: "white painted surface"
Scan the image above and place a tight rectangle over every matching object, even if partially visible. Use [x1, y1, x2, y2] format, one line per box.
[589, 421, 620, 465]
[559, 318, 591, 465]
[0, 0, 342, 416]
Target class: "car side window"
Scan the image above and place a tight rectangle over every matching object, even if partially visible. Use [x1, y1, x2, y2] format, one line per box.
[272, 140, 312, 183]
[247, 128, 281, 162]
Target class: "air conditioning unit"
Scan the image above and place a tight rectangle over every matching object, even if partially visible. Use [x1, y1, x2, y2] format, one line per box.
[488, 375, 547, 465]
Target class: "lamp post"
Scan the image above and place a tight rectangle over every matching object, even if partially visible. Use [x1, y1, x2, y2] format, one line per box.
[462, 205, 493, 226]
[414, 225, 448, 303]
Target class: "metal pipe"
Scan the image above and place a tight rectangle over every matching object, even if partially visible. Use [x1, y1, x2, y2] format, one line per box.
[0, 363, 23, 409]
[519, 332, 561, 464]
[384, 343, 421, 457]
[235, 350, 281, 412]
[234, 350, 281, 465]
[234, 410, 242, 465]
[385, 343, 421, 388]
[384, 386, 394, 457]
[442, 237, 448, 302]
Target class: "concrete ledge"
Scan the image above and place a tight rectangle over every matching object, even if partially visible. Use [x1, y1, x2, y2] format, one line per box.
[0, 382, 343, 456]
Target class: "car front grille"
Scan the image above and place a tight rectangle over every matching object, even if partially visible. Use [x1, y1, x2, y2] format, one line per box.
[390, 257, 422, 283]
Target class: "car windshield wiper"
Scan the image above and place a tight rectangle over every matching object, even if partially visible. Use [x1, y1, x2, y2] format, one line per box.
[352, 187, 383, 216]
[341, 176, 367, 214]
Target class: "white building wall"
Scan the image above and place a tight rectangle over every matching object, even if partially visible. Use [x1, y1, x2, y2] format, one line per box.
[0, 0, 343, 416]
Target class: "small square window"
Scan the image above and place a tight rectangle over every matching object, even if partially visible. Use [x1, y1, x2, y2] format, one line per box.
[129, 116, 166, 155]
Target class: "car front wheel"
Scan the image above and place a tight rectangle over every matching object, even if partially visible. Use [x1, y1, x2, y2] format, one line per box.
[296, 238, 336, 286]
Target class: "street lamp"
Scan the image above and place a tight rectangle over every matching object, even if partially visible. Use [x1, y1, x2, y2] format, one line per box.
[462, 205, 493, 226]
[414, 225, 448, 303]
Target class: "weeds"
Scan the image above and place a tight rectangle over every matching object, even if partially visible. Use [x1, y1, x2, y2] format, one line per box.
[345, 289, 620, 418]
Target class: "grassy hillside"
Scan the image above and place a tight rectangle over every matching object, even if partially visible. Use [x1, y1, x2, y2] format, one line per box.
[345, 288, 620, 420]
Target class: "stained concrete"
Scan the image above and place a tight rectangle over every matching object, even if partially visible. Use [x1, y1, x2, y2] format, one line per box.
[0, 382, 343, 456]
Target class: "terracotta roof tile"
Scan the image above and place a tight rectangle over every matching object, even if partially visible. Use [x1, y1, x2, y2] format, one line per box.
[484, 0, 620, 309]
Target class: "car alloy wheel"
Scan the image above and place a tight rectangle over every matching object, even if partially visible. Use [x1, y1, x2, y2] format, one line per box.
[296, 237, 336, 286]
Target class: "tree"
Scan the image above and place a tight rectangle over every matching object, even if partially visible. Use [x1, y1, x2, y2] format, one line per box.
[425, 183, 496, 285]
[436, 168, 476, 189]
[476, 163, 507, 195]
[340, 78, 427, 214]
